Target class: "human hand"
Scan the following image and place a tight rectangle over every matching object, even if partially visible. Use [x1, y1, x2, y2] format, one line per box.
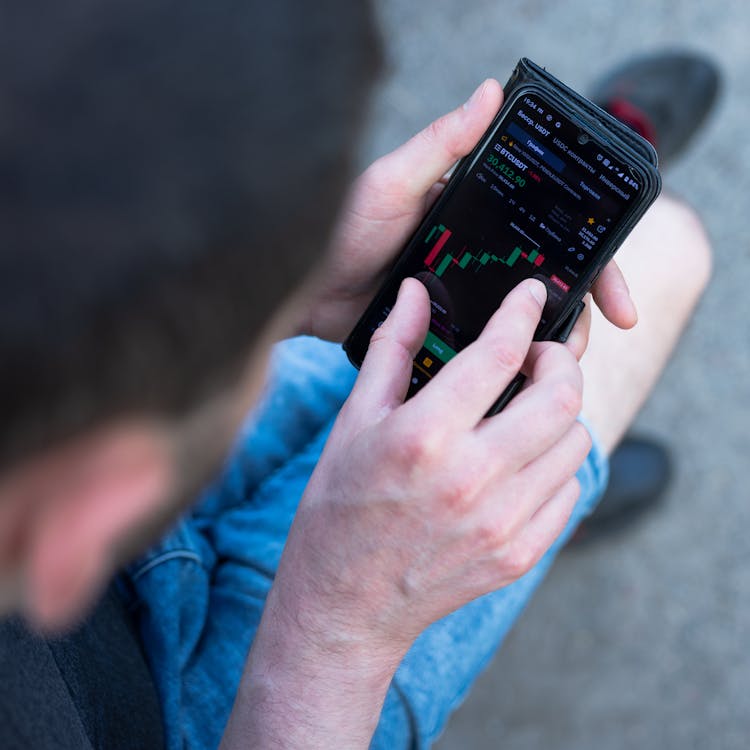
[234, 277, 592, 748]
[299, 78, 637, 343]
[274, 276, 591, 660]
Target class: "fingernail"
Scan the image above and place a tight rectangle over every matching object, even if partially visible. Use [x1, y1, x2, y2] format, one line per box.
[527, 278, 547, 307]
[463, 80, 487, 111]
[394, 277, 416, 307]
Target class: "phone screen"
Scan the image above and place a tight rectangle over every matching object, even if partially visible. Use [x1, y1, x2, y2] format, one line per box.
[348, 90, 644, 393]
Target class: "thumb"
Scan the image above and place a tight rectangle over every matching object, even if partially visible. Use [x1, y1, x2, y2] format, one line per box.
[591, 259, 638, 330]
[350, 278, 431, 413]
[374, 79, 503, 200]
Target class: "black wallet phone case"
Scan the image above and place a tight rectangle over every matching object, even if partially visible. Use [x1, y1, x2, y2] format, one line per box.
[496, 58, 662, 338]
[343, 58, 662, 411]
[505, 58, 660, 168]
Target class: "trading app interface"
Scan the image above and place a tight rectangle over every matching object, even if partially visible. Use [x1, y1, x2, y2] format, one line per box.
[357, 92, 641, 394]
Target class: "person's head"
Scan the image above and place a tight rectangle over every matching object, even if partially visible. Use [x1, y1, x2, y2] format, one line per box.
[0, 0, 380, 627]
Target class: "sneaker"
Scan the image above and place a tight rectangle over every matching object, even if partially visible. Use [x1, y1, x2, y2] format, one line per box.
[590, 50, 721, 165]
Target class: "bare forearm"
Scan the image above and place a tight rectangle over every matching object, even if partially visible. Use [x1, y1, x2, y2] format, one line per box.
[221, 649, 394, 748]
[220, 580, 403, 749]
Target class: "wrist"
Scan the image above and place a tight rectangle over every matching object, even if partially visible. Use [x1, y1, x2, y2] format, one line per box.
[258, 562, 408, 679]
[227, 579, 406, 749]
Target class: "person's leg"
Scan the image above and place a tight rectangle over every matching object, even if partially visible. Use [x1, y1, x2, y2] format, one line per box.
[573, 49, 719, 538]
[581, 193, 712, 454]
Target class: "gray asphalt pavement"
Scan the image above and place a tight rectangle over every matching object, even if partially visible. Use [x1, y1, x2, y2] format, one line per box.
[363, 2, 750, 748]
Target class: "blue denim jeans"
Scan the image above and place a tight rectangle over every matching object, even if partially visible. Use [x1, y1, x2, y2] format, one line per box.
[121, 336, 609, 750]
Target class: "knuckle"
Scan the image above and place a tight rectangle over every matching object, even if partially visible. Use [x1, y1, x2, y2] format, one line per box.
[569, 475, 582, 502]
[362, 152, 417, 201]
[502, 545, 537, 580]
[487, 337, 524, 375]
[391, 424, 441, 470]
[441, 472, 482, 513]
[550, 378, 583, 419]
[367, 320, 389, 350]
[369, 319, 394, 346]
[488, 451, 510, 480]
[366, 328, 414, 372]
[574, 423, 593, 457]
[477, 515, 513, 551]
[362, 155, 393, 192]
[422, 114, 452, 149]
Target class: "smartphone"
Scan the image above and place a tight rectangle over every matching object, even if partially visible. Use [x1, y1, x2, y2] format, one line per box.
[344, 58, 661, 414]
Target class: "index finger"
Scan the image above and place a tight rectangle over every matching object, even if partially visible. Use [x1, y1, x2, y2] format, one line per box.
[475, 339, 584, 469]
[404, 278, 547, 430]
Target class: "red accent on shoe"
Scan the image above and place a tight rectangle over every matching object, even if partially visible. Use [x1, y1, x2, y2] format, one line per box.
[605, 98, 659, 148]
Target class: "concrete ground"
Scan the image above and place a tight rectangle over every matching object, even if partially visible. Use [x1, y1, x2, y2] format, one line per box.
[362, 1, 750, 748]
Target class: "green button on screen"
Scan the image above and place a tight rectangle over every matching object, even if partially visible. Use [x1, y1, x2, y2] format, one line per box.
[423, 331, 458, 364]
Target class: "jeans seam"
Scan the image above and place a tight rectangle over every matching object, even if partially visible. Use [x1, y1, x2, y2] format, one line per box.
[390, 675, 422, 750]
[129, 550, 206, 581]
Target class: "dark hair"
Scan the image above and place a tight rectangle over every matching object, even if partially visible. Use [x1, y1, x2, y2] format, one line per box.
[0, 0, 381, 470]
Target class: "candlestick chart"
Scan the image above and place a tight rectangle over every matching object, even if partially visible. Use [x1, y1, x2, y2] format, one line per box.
[423, 224, 545, 279]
